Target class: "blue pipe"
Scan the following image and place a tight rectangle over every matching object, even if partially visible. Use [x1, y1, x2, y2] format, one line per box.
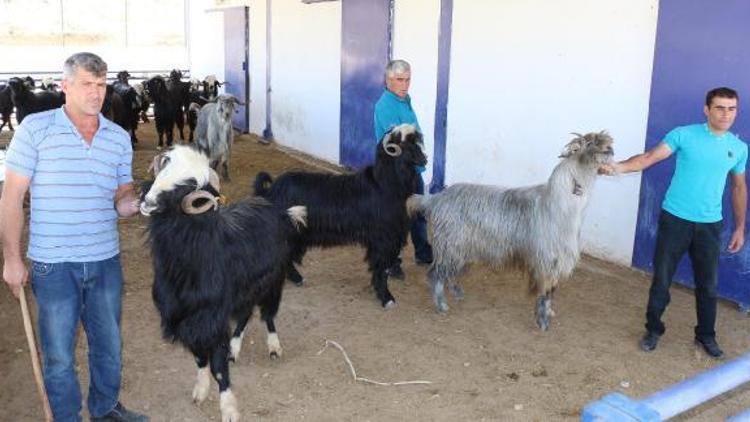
[582, 352, 750, 421]
[641, 352, 750, 420]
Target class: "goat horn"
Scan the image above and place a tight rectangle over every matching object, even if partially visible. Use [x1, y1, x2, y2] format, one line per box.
[181, 190, 219, 215]
[382, 135, 402, 157]
[208, 168, 221, 192]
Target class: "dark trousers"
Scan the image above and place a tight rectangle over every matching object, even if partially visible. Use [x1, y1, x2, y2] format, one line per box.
[411, 174, 433, 263]
[646, 210, 722, 342]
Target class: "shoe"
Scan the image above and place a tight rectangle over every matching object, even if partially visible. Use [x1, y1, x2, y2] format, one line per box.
[639, 332, 660, 352]
[386, 264, 405, 280]
[91, 402, 149, 422]
[695, 338, 724, 359]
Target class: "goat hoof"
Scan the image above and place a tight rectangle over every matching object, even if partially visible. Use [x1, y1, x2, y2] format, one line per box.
[383, 300, 397, 310]
[269, 351, 280, 360]
[436, 301, 449, 313]
[449, 285, 465, 300]
[536, 317, 550, 331]
[289, 277, 305, 287]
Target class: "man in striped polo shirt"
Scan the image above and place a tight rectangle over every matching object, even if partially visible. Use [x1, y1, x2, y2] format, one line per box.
[1, 53, 147, 421]
[604, 87, 747, 359]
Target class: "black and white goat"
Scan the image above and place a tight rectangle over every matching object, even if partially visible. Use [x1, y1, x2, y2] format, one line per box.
[195, 94, 242, 180]
[408, 132, 614, 330]
[140, 145, 307, 422]
[254, 124, 427, 308]
[7, 77, 65, 123]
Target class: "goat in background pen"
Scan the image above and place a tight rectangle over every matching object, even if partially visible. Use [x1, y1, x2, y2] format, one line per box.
[408, 131, 614, 330]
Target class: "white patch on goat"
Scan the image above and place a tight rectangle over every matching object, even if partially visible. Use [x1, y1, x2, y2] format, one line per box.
[220, 390, 240, 422]
[140, 145, 211, 215]
[205, 75, 217, 84]
[392, 123, 416, 141]
[229, 330, 245, 361]
[267, 332, 282, 358]
[192, 366, 211, 403]
[286, 206, 307, 230]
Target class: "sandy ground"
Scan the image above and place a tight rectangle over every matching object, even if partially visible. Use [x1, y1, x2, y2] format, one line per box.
[1, 122, 749, 421]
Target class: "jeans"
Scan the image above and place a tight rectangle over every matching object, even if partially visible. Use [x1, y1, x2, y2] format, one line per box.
[645, 211, 722, 342]
[31, 254, 124, 422]
[411, 174, 433, 263]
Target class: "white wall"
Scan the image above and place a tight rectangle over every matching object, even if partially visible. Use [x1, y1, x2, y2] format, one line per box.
[0, 0, 188, 74]
[187, 0, 225, 86]
[247, 0, 268, 136]
[269, 0, 341, 162]
[447, 0, 659, 264]
[392, 0, 441, 184]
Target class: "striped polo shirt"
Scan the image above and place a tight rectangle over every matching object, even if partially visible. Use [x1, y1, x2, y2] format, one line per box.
[5, 107, 133, 263]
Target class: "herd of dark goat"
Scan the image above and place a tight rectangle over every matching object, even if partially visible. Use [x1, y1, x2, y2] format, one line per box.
[0, 69, 224, 148]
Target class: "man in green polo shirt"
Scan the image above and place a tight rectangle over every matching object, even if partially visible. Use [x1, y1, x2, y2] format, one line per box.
[604, 87, 747, 359]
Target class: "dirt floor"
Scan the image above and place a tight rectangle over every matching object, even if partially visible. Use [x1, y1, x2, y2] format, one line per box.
[1, 121, 749, 421]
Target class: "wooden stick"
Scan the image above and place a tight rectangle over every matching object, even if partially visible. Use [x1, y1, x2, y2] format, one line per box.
[19, 287, 53, 422]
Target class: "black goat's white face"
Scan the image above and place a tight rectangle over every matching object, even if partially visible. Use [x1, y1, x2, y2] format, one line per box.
[380, 124, 427, 166]
[560, 131, 614, 166]
[140, 146, 212, 216]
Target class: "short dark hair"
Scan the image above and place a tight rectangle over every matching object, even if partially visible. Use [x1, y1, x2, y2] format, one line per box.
[705, 87, 738, 107]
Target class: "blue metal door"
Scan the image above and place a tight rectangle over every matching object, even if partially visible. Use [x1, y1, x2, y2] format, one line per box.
[633, 0, 750, 308]
[224, 7, 249, 133]
[339, 0, 391, 169]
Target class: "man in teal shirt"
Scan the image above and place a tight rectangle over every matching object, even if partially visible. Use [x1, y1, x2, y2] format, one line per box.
[605, 87, 748, 358]
[374, 60, 433, 278]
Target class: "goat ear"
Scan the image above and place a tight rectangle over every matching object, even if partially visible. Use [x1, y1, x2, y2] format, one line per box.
[559, 139, 582, 158]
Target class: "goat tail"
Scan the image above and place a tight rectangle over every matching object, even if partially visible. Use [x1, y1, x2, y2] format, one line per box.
[286, 205, 307, 231]
[254, 172, 274, 197]
[406, 193, 431, 218]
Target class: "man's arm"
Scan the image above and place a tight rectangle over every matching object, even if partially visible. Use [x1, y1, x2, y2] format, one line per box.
[1, 170, 32, 298]
[728, 172, 747, 253]
[115, 182, 139, 217]
[602, 142, 673, 175]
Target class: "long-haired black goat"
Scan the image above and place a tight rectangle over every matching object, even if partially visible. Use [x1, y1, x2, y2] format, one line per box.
[7, 77, 65, 123]
[144, 75, 183, 149]
[140, 145, 307, 422]
[408, 132, 614, 330]
[254, 124, 427, 309]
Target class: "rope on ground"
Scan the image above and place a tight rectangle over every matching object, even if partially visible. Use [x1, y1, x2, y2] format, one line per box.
[316, 339, 432, 386]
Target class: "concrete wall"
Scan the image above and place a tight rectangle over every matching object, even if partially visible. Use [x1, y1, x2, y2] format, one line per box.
[447, 0, 659, 263]
[392, 0, 441, 184]
[187, 0, 667, 266]
[268, 0, 341, 163]
[186, 0, 225, 88]
[247, 0, 268, 136]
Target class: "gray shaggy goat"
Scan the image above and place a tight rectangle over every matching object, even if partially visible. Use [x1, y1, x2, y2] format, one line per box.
[195, 94, 243, 181]
[408, 131, 614, 330]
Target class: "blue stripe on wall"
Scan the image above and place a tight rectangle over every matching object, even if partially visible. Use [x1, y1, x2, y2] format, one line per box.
[339, 0, 391, 169]
[633, 0, 750, 307]
[429, 0, 453, 194]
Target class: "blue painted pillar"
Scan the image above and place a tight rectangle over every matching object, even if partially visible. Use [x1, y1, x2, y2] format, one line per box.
[429, 0, 452, 194]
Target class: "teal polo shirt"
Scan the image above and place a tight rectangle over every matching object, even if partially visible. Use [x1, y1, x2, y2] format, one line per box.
[373, 89, 425, 172]
[662, 123, 747, 223]
[373, 89, 421, 142]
